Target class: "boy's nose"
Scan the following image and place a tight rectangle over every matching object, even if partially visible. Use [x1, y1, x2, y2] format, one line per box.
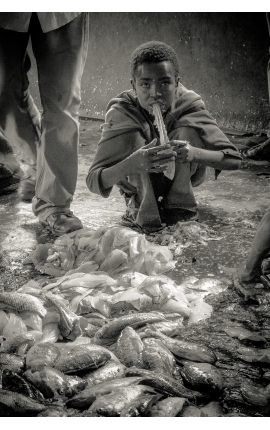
[150, 84, 162, 98]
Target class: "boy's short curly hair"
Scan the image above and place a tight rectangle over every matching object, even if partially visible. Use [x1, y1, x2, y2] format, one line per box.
[130, 41, 180, 79]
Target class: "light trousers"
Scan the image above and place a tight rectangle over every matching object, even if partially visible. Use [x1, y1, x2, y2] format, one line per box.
[0, 13, 89, 220]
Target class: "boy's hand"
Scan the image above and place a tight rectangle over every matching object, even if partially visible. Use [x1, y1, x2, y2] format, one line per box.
[170, 140, 195, 163]
[130, 139, 176, 174]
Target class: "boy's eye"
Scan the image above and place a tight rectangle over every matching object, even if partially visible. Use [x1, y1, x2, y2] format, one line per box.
[141, 82, 150, 88]
[161, 82, 170, 87]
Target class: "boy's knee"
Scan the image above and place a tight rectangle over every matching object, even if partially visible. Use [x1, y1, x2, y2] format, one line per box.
[191, 165, 208, 187]
[169, 127, 204, 149]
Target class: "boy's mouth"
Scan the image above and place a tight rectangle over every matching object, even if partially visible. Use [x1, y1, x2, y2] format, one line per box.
[148, 102, 166, 114]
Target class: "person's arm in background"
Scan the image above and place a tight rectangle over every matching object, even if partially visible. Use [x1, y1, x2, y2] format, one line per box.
[236, 13, 270, 284]
[237, 209, 270, 283]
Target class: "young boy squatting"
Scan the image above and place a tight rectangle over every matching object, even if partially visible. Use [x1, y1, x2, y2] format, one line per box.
[86, 41, 242, 232]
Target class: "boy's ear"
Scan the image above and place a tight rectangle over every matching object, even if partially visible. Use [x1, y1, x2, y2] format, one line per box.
[130, 79, 136, 93]
[175, 77, 180, 87]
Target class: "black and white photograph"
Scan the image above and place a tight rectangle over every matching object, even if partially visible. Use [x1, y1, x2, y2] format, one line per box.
[0, 4, 270, 420]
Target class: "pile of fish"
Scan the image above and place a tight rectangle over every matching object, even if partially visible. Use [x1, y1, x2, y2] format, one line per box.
[147, 220, 222, 255]
[0, 225, 236, 416]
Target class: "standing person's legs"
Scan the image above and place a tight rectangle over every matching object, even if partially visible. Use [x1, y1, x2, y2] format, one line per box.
[30, 13, 89, 235]
[0, 27, 41, 198]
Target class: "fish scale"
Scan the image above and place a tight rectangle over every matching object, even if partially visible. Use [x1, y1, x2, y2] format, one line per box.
[142, 338, 176, 375]
[114, 326, 144, 367]
[0, 292, 47, 317]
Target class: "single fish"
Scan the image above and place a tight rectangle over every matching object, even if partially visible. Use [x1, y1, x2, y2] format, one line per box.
[66, 376, 143, 410]
[44, 292, 82, 339]
[240, 380, 270, 407]
[142, 338, 176, 376]
[93, 312, 166, 343]
[137, 278, 172, 305]
[124, 367, 202, 400]
[111, 301, 137, 318]
[25, 342, 61, 371]
[200, 401, 225, 417]
[149, 396, 188, 417]
[0, 388, 46, 414]
[54, 344, 111, 374]
[98, 226, 119, 257]
[188, 297, 213, 325]
[88, 385, 156, 416]
[138, 319, 183, 337]
[81, 317, 107, 327]
[24, 366, 87, 399]
[70, 343, 121, 364]
[61, 286, 89, 300]
[114, 326, 144, 367]
[0, 332, 34, 356]
[159, 299, 191, 318]
[138, 276, 189, 306]
[99, 249, 128, 275]
[81, 359, 126, 386]
[143, 327, 216, 363]
[178, 405, 206, 417]
[120, 393, 162, 417]
[82, 312, 108, 320]
[184, 278, 228, 297]
[223, 327, 266, 343]
[2, 369, 45, 402]
[0, 292, 47, 318]
[40, 322, 61, 343]
[37, 406, 68, 417]
[82, 322, 100, 338]
[237, 347, 270, 364]
[0, 352, 25, 373]
[180, 362, 223, 395]
[112, 226, 139, 250]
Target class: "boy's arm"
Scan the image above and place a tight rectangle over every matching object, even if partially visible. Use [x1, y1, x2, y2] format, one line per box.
[172, 141, 241, 170]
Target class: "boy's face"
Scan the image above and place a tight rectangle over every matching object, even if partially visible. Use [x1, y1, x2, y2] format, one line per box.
[132, 60, 179, 114]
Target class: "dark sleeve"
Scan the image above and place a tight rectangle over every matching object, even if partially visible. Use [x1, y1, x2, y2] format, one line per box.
[86, 130, 146, 198]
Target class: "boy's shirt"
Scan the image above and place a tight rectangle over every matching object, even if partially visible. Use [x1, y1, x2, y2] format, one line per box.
[100, 85, 241, 162]
[87, 85, 241, 199]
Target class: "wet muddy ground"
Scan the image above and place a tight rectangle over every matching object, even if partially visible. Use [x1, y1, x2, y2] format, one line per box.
[1, 121, 270, 416]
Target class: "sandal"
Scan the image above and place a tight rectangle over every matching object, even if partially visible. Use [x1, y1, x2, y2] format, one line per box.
[41, 211, 83, 236]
